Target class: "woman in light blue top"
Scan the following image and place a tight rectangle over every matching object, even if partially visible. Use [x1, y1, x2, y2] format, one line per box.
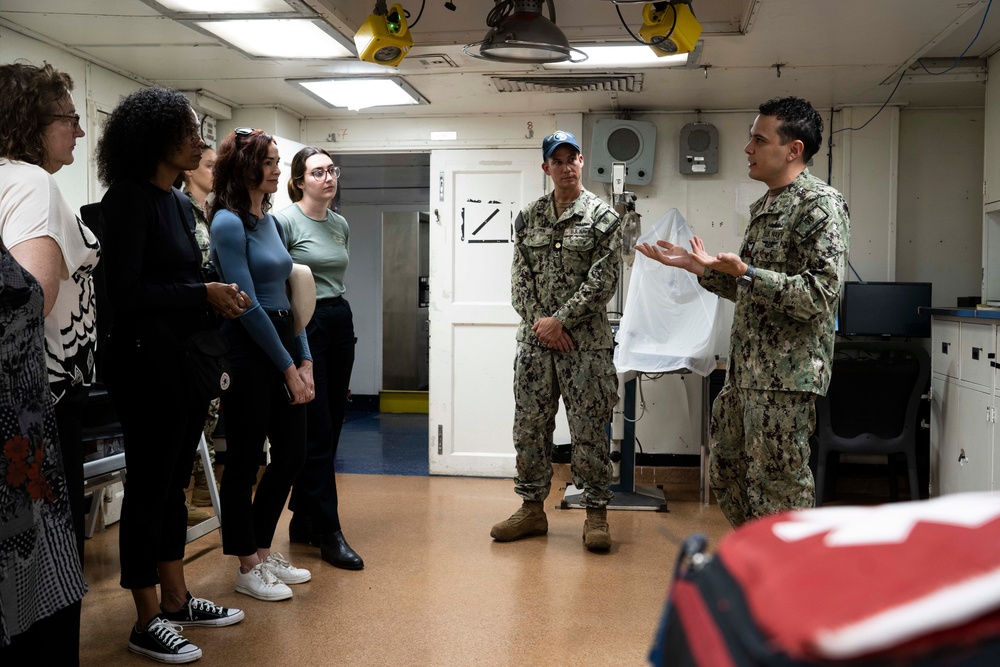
[277, 147, 363, 570]
[210, 128, 314, 602]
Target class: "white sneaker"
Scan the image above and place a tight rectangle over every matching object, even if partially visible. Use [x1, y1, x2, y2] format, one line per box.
[235, 563, 293, 601]
[262, 552, 311, 584]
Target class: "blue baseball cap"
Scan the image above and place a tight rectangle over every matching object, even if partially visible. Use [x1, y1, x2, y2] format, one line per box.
[542, 130, 581, 159]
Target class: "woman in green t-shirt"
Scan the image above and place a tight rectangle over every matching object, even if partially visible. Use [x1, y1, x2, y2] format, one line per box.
[277, 147, 363, 571]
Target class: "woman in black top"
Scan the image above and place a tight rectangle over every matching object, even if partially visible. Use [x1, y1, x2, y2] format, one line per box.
[97, 87, 248, 665]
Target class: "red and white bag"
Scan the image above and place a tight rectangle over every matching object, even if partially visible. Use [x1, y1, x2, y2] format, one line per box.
[651, 492, 1000, 666]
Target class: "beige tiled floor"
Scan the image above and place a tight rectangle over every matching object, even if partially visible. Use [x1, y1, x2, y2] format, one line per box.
[80, 471, 732, 667]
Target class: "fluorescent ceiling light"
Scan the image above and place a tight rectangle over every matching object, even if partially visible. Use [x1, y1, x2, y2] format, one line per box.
[196, 19, 353, 59]
[152, 0, 295, 14]
[544, 44, 691, 69]
[291, 78, 429, 111]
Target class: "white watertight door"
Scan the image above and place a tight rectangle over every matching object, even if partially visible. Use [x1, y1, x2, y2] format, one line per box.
[429, 148, 549, 477]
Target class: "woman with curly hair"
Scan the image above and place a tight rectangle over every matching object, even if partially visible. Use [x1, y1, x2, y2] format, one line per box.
[97, 86, 247, 664]
[0, 59, 88, 667]
[0, 61, 97, 661]
[210, 129, 313, 602]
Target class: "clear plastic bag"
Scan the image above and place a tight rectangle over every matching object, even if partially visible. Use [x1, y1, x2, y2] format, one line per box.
[614, 209, 721, 376]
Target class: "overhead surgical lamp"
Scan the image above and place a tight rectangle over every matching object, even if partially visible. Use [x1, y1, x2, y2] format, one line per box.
[639, 1, 701, 56]
[464, 0, 587, 64]
[355, 1, 413, 67]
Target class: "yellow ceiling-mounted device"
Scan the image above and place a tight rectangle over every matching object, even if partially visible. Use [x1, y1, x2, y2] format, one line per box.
[639, 2, 702, 56]
[355, 2, 413, 67]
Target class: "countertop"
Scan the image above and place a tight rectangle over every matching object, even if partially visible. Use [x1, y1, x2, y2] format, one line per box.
[921, 306, 1000, 320]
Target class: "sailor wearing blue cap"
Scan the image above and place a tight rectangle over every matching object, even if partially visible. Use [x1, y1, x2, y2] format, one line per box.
[492, 128, 621, 553]
[541, 130, 582, 159]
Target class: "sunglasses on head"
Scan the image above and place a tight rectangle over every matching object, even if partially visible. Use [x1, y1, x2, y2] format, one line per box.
[233, 127, 272, 142]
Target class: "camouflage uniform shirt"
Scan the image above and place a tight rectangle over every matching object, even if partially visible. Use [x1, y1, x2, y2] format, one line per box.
[182, 186, 211, 267]
[512, 188, 621, 348]
[699, 169, 850, 394]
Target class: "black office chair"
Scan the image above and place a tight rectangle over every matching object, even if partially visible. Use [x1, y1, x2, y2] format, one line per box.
[813, 341, 930, 505]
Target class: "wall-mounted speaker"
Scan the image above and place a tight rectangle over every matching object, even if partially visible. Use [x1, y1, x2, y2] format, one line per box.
[679, 122, 719, 175]
[588, 119, 656, 186]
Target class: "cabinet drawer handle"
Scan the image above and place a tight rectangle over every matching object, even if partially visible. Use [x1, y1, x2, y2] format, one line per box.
[958, 448, 968, 466]
[972, 347, 982, 360]
[942, 342, 950, 354]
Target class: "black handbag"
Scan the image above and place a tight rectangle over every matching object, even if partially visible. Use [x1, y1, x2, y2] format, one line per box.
[165, 191, 231, 400]
[180, 327, 231, 402]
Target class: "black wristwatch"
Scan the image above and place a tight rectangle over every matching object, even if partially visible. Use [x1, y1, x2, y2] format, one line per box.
[737, 264, 756, 288]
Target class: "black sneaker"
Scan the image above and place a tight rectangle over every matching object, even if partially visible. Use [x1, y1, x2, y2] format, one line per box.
[128, 617, 202, 664]
[160, 592, 245, 627]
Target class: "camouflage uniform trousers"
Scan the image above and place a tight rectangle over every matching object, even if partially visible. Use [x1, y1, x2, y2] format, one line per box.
[512, 343, 618, 507]
[191, 396, 220, 474]
[709, 382, 816, 526]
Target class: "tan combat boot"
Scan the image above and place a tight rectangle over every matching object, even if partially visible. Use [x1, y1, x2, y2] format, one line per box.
[490, 500, 548, 541]
[583, 507, 611, 552]
[186, 500, 211, 526]
[190, 469, 214, 507]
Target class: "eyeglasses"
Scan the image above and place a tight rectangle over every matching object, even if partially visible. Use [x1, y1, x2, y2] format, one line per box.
[48, 113, 81, 129]
[308, 166, 341, 180]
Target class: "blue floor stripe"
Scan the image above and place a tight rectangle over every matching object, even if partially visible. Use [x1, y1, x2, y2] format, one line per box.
[336, 412, 429, 476]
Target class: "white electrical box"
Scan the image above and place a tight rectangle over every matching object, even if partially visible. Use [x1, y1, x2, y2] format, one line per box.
[612, 162, 626, 195]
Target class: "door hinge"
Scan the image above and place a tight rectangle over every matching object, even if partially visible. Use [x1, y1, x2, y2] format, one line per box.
[437, 424, 443, 455]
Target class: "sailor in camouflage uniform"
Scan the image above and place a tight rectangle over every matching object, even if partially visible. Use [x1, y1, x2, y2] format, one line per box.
[179, 148, 221, 523]
[636, 98, 849, 527]
[491, 130, 621, 552]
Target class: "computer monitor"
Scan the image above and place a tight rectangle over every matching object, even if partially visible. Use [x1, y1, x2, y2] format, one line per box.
[838, 281, 932, 338]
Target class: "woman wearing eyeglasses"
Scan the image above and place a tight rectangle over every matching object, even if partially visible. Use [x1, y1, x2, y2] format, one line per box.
[210, 128, 314, 602]
[0, 61, 94, 664]
[277, 148, 363, 570]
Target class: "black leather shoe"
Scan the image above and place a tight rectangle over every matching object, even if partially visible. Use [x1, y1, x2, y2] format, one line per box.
[320, 530, 364, 570]
[289, 513, 320, 546]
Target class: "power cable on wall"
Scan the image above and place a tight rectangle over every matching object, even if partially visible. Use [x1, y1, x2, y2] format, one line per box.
[826, 0, 992, 285]
[832, 0, 992, 136]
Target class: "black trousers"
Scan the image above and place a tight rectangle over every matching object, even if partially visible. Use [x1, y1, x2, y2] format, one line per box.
[102, 327, 206, 590]
[0, 599, 82, 665]
[289, 296, 355, 534]
[220, 314, 306, 556]
[52, 380, 89, 565]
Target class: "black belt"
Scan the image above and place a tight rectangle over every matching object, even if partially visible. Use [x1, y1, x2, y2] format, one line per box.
[317, 296, 345, 306]
[268, 309, 291, 318]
